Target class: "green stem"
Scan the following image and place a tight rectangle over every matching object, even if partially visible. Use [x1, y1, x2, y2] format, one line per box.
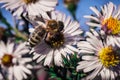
[67, 3, 77, 20]
[13, 27, 28, 41]
[13, 16, 28, 41]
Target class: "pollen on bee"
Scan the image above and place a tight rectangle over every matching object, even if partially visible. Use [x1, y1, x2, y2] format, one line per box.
[45, 33, 65, 49]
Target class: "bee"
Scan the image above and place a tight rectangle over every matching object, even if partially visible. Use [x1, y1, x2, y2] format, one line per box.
[28, 20, 64, 47]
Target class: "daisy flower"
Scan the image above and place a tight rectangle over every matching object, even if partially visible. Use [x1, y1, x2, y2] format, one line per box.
[0, 41, 33, 80]
[29, 11, 83, 66]
[84, 2, 120, 47]
[77, 29, 120, 80]
[0, 0, 58, 19]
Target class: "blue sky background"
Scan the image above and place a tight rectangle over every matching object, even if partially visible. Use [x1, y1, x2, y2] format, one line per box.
[0, 0, 120, 31]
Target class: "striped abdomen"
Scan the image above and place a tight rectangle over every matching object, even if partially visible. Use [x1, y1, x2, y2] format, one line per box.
[29, 27, 46, 47]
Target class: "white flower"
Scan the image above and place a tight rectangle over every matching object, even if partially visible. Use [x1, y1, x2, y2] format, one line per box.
[77, 29, 120, 80]
[84, 2, 120, 47]
[0, 0, 58, 19]
[0, 41, 33, 80]
[29, 11, 83, 66]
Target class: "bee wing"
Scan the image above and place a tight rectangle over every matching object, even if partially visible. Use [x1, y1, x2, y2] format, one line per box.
[26, 15, 47, 29]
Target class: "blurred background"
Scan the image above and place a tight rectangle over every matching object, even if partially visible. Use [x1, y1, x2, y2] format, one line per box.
[0, 0, 120, 80]
[0, 0, 120, 31]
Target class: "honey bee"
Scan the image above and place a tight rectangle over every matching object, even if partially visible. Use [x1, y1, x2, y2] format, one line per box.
[28, 20, 64, 47]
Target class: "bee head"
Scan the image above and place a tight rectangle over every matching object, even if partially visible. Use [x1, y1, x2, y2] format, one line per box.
[46, 20, 59, 32]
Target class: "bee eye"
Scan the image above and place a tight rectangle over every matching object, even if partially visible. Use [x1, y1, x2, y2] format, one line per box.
[47, 20, 58, 29]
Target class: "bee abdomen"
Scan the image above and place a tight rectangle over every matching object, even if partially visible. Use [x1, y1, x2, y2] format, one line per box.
[29, 41, 36, 47]
[29, 27, 46, 47]
[37, 29, 46, 36]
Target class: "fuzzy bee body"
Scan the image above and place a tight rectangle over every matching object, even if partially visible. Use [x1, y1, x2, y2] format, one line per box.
[44, 20, 64, 48]
[28, 20, 64, 47]
[29, 26, 46, 47]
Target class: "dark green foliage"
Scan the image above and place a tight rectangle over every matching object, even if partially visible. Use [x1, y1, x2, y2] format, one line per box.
[67, 3, 77, 20]
[46, 53, 86, 80]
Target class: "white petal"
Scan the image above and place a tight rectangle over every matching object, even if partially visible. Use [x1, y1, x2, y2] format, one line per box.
[104, 68, 110, 80]
[107, 2, 114, 18]
[14, 43, 27, 54]
[59, 48, 67, 57]
[77, 61, 90, 71]
[64, 47, 74, 54]
[84, 15, 100, 22]
[20, 58, 32, 64]
[114, 5, 120, 18]
[90, 7, 101, 17]
[100, 68, 106, 80]
[83, 62, 100, 73]
[13, 7, 23, 16]
[44, 50, 53, 66]
[77, 60, 98, 71]
[64, 16, 71, 29]
[64, 21, 79, 33]
[37, 55, 46, 63]
[86, 22, 101, 27]
[20, 66, 31, 74]
[26, 64, 33, 69]
[7, 42, 14, 54]
[51, 11, 57, 20]
[69, 30, 83, 36]
[13, 66, 23, 80]
[15, 49, 30, 56]
[54, 49, 63, 66]
[56, 12, 63, 21]
[65, 45, 79, 52]
[33, 53, 41, 60]
[79, 50, 94, 54]
[104, 5, 108, 19]
[111, 71, 115, 80]
[39, 0, 58, 6]
[21, 70, 28, 79]
[85, 64, 102, 80]
[8, 67, 13, 80]
[82, 55, 98, 60]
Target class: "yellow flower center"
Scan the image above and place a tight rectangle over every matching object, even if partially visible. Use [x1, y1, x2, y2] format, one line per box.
[1, 54, 13, 67]
[102, 17, 120, 35]
[23, 0, 38, 4]
[99, 46, 120, 68]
